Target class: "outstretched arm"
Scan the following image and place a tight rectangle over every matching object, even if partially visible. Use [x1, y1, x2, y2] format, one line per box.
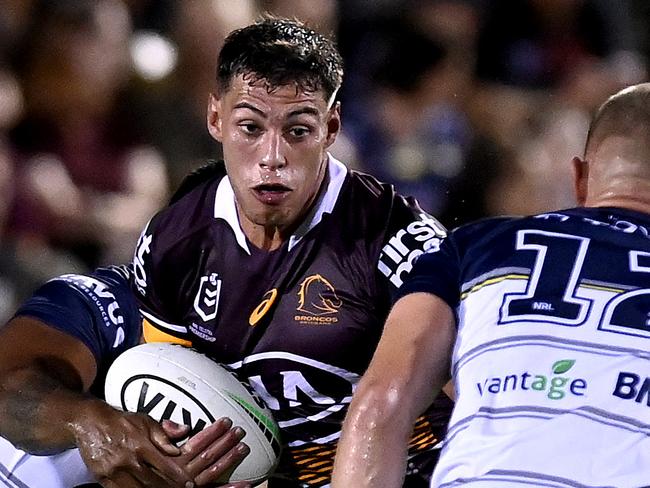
[0, 315, 194, 487]
[0, 269, 250, 487]
[331, 292, 456, 488]
[0, 316, 100, 453]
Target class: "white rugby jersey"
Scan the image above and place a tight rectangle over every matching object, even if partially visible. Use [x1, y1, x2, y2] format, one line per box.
[399, 207, 650, 488]
[0, 436, 94, 488]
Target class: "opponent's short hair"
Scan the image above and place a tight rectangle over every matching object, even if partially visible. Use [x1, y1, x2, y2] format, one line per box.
[585, 83, 650, 158]
[216, 17, 343, 102]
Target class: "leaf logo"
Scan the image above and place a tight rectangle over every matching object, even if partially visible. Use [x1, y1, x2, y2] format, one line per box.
[552, 359, 575, 375]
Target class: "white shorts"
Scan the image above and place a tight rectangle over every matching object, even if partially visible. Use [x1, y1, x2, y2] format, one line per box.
[0, 436, 95, 488]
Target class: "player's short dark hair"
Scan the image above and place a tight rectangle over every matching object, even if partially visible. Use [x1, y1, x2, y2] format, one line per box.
[585, 83, 650, 157]
[216, 17, 343, 102]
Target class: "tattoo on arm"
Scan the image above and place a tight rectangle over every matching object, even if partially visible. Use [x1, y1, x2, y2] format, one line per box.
[0, 359, 87, 454]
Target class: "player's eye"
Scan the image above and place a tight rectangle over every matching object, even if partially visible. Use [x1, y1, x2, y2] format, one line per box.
[288, 126, 311, 138]
[239, 123, 261, 135]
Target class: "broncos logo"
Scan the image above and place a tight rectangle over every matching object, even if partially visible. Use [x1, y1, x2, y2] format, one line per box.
[297, 274, 342, 316]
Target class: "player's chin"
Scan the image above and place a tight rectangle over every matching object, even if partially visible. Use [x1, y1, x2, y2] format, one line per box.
[256, 210, 295, 230]
[264, 204, 307, 229]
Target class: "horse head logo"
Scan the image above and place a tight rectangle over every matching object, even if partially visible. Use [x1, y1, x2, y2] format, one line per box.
[297, 274, 342, 316]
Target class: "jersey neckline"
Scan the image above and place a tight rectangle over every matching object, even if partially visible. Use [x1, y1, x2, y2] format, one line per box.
[212, 153, 348, 255]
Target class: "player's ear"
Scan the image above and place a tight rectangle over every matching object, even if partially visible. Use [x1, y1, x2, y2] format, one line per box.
[324, 101, 341, 148]
[207, 93, 223, 142]
[573, 156, 589, 206]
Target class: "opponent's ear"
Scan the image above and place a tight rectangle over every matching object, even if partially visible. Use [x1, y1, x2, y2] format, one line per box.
[207, 93, 223, 142]
[572, 156, 589, 206]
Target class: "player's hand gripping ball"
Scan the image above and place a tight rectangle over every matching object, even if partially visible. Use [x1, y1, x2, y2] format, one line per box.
[105, 342, 281, 484]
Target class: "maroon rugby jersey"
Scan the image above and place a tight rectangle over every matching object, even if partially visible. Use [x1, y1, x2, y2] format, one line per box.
[132, 156, 451, 487]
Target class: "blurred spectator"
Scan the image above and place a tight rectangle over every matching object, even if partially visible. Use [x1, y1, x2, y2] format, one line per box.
[346, 22, 468, 214]
[339, 2, 504, 224]
[0, 66, 75, 324]
[127, 0, 257, 188]
[0, 0, 648, 322]
[475, 0, 645, 89]
[473, 0, 647, 216]
[0, 0, 35, 63]
[122, 0, 176, 33]
[629, 0, 650, 61]
[7, 0, 168, 268]
[0, 139, 22, 324]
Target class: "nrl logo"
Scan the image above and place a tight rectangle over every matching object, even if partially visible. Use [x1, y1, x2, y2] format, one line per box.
[297, 274, 342, 316]
[193, 273, 221, 322]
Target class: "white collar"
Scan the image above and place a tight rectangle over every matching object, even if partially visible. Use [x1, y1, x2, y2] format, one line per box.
[213, 154, 348, 254]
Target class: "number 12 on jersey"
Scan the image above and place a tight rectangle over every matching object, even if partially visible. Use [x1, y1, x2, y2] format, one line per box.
[499, 230, 650, 338]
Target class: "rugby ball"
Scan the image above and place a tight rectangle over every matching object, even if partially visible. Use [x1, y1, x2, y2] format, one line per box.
[104, 342, 281, 484]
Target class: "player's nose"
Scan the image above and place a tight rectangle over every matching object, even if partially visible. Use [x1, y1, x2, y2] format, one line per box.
[259, 131, 287, 171]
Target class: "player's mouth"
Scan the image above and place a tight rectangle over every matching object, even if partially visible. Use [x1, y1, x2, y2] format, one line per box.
[251, 183, 292, 205]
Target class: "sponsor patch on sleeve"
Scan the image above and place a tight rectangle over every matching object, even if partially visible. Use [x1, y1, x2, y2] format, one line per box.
[378, 214, 446, 288]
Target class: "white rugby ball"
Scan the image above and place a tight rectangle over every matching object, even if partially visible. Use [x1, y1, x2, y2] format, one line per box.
[104, 342, 281, 484]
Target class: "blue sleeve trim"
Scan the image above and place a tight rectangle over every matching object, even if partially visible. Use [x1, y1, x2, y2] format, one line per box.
[13, 268, 142, 367]
[14, 290, 103, 362]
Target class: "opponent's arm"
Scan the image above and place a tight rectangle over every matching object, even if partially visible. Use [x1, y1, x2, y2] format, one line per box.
[0, 316, 100, 453]
[331, 292, 456, 488]
[0, 315, 194, 487]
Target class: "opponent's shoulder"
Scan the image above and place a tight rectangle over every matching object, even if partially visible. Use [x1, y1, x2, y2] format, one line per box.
[42, 266, 139, 322]
[44, 265, 132, 295]
[13, 265, 142, 363]
[447, 208, 614, 253]
[451, 207, 645, 242]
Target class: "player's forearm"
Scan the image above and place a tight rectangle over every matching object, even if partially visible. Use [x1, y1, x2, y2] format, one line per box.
[333, 294, 456, 487]
[332, 380, 414, 488]
[0, 363, 107, 454]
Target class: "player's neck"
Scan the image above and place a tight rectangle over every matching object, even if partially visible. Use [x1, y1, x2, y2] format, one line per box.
[245, 225, 288, 252]
[586, 179, 650, 215]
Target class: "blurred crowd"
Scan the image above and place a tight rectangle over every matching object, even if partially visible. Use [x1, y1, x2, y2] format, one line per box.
[0, 0, 648, 322]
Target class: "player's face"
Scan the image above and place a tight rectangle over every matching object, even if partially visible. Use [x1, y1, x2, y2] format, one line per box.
[208, 75, 340, 244]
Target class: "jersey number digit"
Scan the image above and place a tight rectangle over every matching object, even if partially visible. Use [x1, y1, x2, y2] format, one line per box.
[599, 251, 650, 338]
[499, 230, 592, 326]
